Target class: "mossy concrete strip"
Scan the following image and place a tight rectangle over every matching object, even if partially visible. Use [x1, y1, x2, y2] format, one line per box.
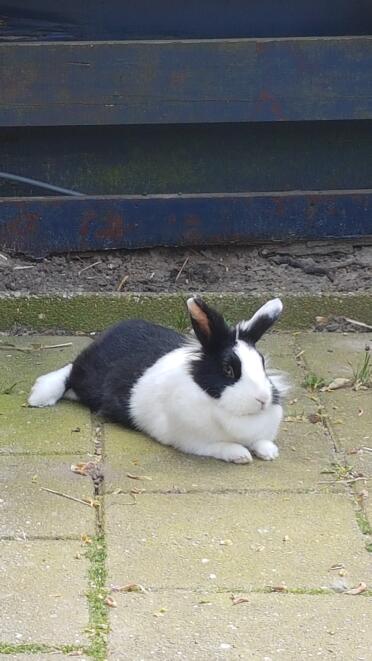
[108, 592, 372, 661]
[0, 540, 89, 645]
[0, 654, 82, 660]
[1, 292, 372, 333]
[0, 455, 95, 538]
[106, 492, 372, 591]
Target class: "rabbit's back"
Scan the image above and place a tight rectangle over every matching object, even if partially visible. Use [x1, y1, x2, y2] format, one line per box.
[68, 320, 184, 418]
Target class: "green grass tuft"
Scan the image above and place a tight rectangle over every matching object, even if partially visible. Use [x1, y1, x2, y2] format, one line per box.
[350, 346, 372, 389]
[303, 373, 326, 392]
[356, 511, 372, 535]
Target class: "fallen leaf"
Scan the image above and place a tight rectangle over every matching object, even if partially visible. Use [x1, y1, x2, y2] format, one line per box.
[358, 408, 364, 417]
[80, 534, 92, 545]
[71, 427, 81, 433]
[127, 473, 152, 481]
[113, 488, 124, 495]
[308, 413, 322, 424]
[231, 596, 249, 605]
[345, 582, 367, 595]
[104, 596, 117, 608]
[329, 563, 345, 571]
[268, 583, 288, 593]
[357, 489, 369, 504]
[219, 539, 233, 546]
[321, 377, 351, 391]
[71, 461, 96, 476]
[111, 582, 146, 593]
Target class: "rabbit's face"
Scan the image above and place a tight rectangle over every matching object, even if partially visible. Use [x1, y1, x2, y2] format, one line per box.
[187, 296, 282, 416]
[219, 340, 272, 415]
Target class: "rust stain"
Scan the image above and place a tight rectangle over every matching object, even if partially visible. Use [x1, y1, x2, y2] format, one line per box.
[184, 214, 200, 227]
[170, 71, 187, 87]
[80, 209, 97, 239]
[273, 197, 286, 218]
[95, 213, 124, 241]
[256, 90, 284, 121]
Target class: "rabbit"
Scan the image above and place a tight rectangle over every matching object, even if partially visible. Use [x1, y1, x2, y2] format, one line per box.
[28, 296, 287, 463]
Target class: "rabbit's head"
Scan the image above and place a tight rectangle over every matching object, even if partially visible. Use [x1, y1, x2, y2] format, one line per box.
[187, 297, 283, 416]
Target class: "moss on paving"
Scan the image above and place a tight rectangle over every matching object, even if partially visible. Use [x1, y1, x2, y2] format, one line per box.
[0, 643, 82, 654]
[356, 510, 372, 535]
[86, 536, 109, 661]
[1, 292, 372, 333]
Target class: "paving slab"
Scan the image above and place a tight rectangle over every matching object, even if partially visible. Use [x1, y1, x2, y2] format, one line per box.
[108, 592, 372, 661]
[0, 540, 89, 645]
[0, 336, 92, 454]
[105, 334, 335, 493]
[0, 397, 92, 454]
[0, 336, 91, 392]
[0, 455, 96, 538]
[104, 422, 333, 495]
[106, 492, 371, 591]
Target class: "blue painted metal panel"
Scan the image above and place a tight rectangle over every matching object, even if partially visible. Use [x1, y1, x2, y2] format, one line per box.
[1, 191, 372, 257]
[2, 1, 372, 41]
[1, 38, 372, 126]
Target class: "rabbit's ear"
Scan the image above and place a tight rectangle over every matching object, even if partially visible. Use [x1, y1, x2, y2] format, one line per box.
[237, 299, 283, 344]
[187, 297, 230, 352]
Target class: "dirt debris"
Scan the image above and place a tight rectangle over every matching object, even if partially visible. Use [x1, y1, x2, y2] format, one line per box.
[1, 242, 372, 295]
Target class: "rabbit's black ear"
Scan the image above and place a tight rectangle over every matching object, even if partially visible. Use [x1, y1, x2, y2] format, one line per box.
[237, 299, 283, 344]
[187, 297, 230, 352]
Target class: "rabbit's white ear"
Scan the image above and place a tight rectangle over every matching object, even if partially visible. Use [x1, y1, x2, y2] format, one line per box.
[238, 298, 283, 343]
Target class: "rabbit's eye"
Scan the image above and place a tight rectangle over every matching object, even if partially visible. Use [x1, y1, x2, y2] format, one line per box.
[223, 364, 235, 379]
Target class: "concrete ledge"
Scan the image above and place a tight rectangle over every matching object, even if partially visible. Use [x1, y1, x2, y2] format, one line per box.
[0, 292, 371, 333]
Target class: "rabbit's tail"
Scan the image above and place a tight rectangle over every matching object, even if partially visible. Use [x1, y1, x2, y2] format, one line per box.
[28, 364, 76, 407]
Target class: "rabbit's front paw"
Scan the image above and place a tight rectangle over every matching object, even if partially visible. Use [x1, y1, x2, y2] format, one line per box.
[251, 440, 279, 461]
[200, 442, 253, 463]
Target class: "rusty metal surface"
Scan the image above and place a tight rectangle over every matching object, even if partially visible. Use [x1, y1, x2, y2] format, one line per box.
[1, 191, 372, 257]
[1, 38, 372, 126]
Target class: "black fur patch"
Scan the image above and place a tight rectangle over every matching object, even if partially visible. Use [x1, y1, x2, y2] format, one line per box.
[190, 347, 242, 399]
[270, 381, 281, 405]
[69, 320, 184, 426]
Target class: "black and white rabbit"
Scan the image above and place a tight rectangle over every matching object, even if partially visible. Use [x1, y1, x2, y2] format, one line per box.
[28, 297, 287, 463]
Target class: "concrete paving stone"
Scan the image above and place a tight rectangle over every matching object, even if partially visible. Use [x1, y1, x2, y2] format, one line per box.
[0, 397, 92, 454]
[0, 540, 89, 645]
[108, 592, 372, 661]
[0, 336, 91, 392]
[297, 333, 372, 497]
[0, 336, 92, 454]
[105, 333, 334, 493]
[0, 455, 96, 538]
[106, 492, 371, 591]
[297, 332, 372, 383]
[104, 422, 334, 495]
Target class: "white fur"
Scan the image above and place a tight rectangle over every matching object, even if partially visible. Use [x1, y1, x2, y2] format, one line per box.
[129, 344, 284, 463]
[238, 298, 283, 333]
[28, 364, 73, 407]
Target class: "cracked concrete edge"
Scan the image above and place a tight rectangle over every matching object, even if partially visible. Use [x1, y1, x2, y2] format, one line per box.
[1, 292, 372, 332]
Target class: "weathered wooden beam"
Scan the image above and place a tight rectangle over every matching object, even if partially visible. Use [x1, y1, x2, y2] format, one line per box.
[1, 190, 372, 257]
[1, 37, 372, 126]
[2, 0, 371, 41]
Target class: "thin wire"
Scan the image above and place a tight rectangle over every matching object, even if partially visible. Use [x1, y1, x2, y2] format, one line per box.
[0, 171, 85, 197]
